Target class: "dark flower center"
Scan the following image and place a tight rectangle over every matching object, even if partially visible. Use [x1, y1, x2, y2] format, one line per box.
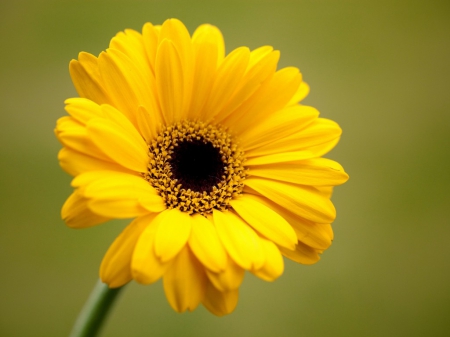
[146, 120, 246, 215]
[169, 140, 225, 192]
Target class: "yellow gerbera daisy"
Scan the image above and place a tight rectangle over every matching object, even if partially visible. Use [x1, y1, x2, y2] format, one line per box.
[55, 18, 348, 316]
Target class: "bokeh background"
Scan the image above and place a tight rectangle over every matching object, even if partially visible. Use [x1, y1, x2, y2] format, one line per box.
[1, 1, 449, 336]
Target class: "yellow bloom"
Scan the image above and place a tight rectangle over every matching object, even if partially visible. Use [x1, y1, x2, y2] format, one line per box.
[55, 19, 348, 316]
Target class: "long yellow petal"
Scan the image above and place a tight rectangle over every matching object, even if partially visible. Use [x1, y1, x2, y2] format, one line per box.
[188, 26, 221, 119]
[71, 170, 141, 188]
[244, 178, 336, 224]
[248, 158, 349, 186]
[192, 24, 225, 64]
[135, 105, 162, 143]
[155, 38, 185, 124]
[251, 239, 284, 281]
[163, 246, 206, 312]
[202, 281, 238, 316]
[109, 28, 155, 96]
[98, 49, 157, 126]
[142, 22, 160, 74]
[200, 47, 250, 120]
[100, 104, 149, 148]
[292, 222, 333, 250]
[230, 194, 297, 250]
[87, 118, 148, 173]
[244, 137, 340, 166]
[253, 194, 333, 250]
[287, 81, 310, 105]
[246, 118, 341, 158]
[58, 147, 129, 177]
[223, 67, 302, 133]
[132, 212, 170, 284]
[138, 195, 166, 213]
[104, 33, 161, 126]
[188, 214, 227, 272]
[154, 208, 192, 262]
[69, 52, 110, 105]
[61, 190, 110, 228]
[77, 172, 159, 218]
[279, 241, 321, 265]
[215, 47, 279, 122]
[213, 210, 265, 270]
[55, 116, 110, 162]
[159, 19, 194, 119]
[240, 105, 318, 152]
[205, 255, 245, 292]
[87, 199, 147, 219]
[100, 215, 153, 288]
[64, 98, 104, 125]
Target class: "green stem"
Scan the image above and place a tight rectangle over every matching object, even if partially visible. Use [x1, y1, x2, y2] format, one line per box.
[69, 280, 125, 337]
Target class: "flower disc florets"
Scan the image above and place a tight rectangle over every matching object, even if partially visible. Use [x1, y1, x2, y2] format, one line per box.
[145, 120, 246, 215]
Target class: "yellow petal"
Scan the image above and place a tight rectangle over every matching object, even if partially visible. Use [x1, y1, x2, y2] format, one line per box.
[64, 98, 104, 125]
[98, 49, 157, 126]
[316, 186, 334, 198]
[154, 208, 192, 262]
[279, 241, 321, 265]
[71, 170, 140, 187]
[213, 210, 265, 270]
[244, 178, 336, 224]
[244, 139, 340, 165]
[240, 105, 318, 152]
[132, 212, 170, 284]
[215, 47, 279, 122]
[251, 239, 284, 281]
[223, 67, 302, 133]
[188, 214, 227, 272]
[246, 118, 342, 158]
[192, 24, 225, 64]
[58, 147, 129, 177]
[55, 116, 110, 162]
[230, 194, 297, 250]
[100, 215, 153, 288]
[81, 172, 156, 198]
[135, 105, 162, 143]
[109, 28, 155, 96]
[206, 255, 245, 292]
[247, 45, 275, 67]
[142, 22, 160, 74]
[87, 118, 148, 173]
[200, 47, 250, 120]
[287, 81, 310, 105]
[87, 199, 146, 219]
[61, 190, 110, 228]
[202, 281, 239, 316]
[163, 245, 206, 312]
[138, 194, 167, 213]
[253, 195, 333, 250]
[108, 29, 159, 122]
[248, 158, 349, 186]
[293, 221, 333, 250]
[100, 104, 148, 147]
[188, 27, 221, 119]
[69, 52, 110, 105]
[155, 38, 185, 124]
[159, 19, 194, 118]
[77, 172, 158, 218]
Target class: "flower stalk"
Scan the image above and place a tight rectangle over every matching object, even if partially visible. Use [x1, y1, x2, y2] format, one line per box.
[69, 280, 124, 337]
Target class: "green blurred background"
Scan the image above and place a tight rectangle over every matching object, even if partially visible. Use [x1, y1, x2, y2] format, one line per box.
[1, 0, 449, 336]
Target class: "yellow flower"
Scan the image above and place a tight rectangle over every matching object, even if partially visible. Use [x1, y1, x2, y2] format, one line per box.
[55, 19, 348, 316]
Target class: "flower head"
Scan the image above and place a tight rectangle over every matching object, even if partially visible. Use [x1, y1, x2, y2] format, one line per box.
[55, 19, 348, 316]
